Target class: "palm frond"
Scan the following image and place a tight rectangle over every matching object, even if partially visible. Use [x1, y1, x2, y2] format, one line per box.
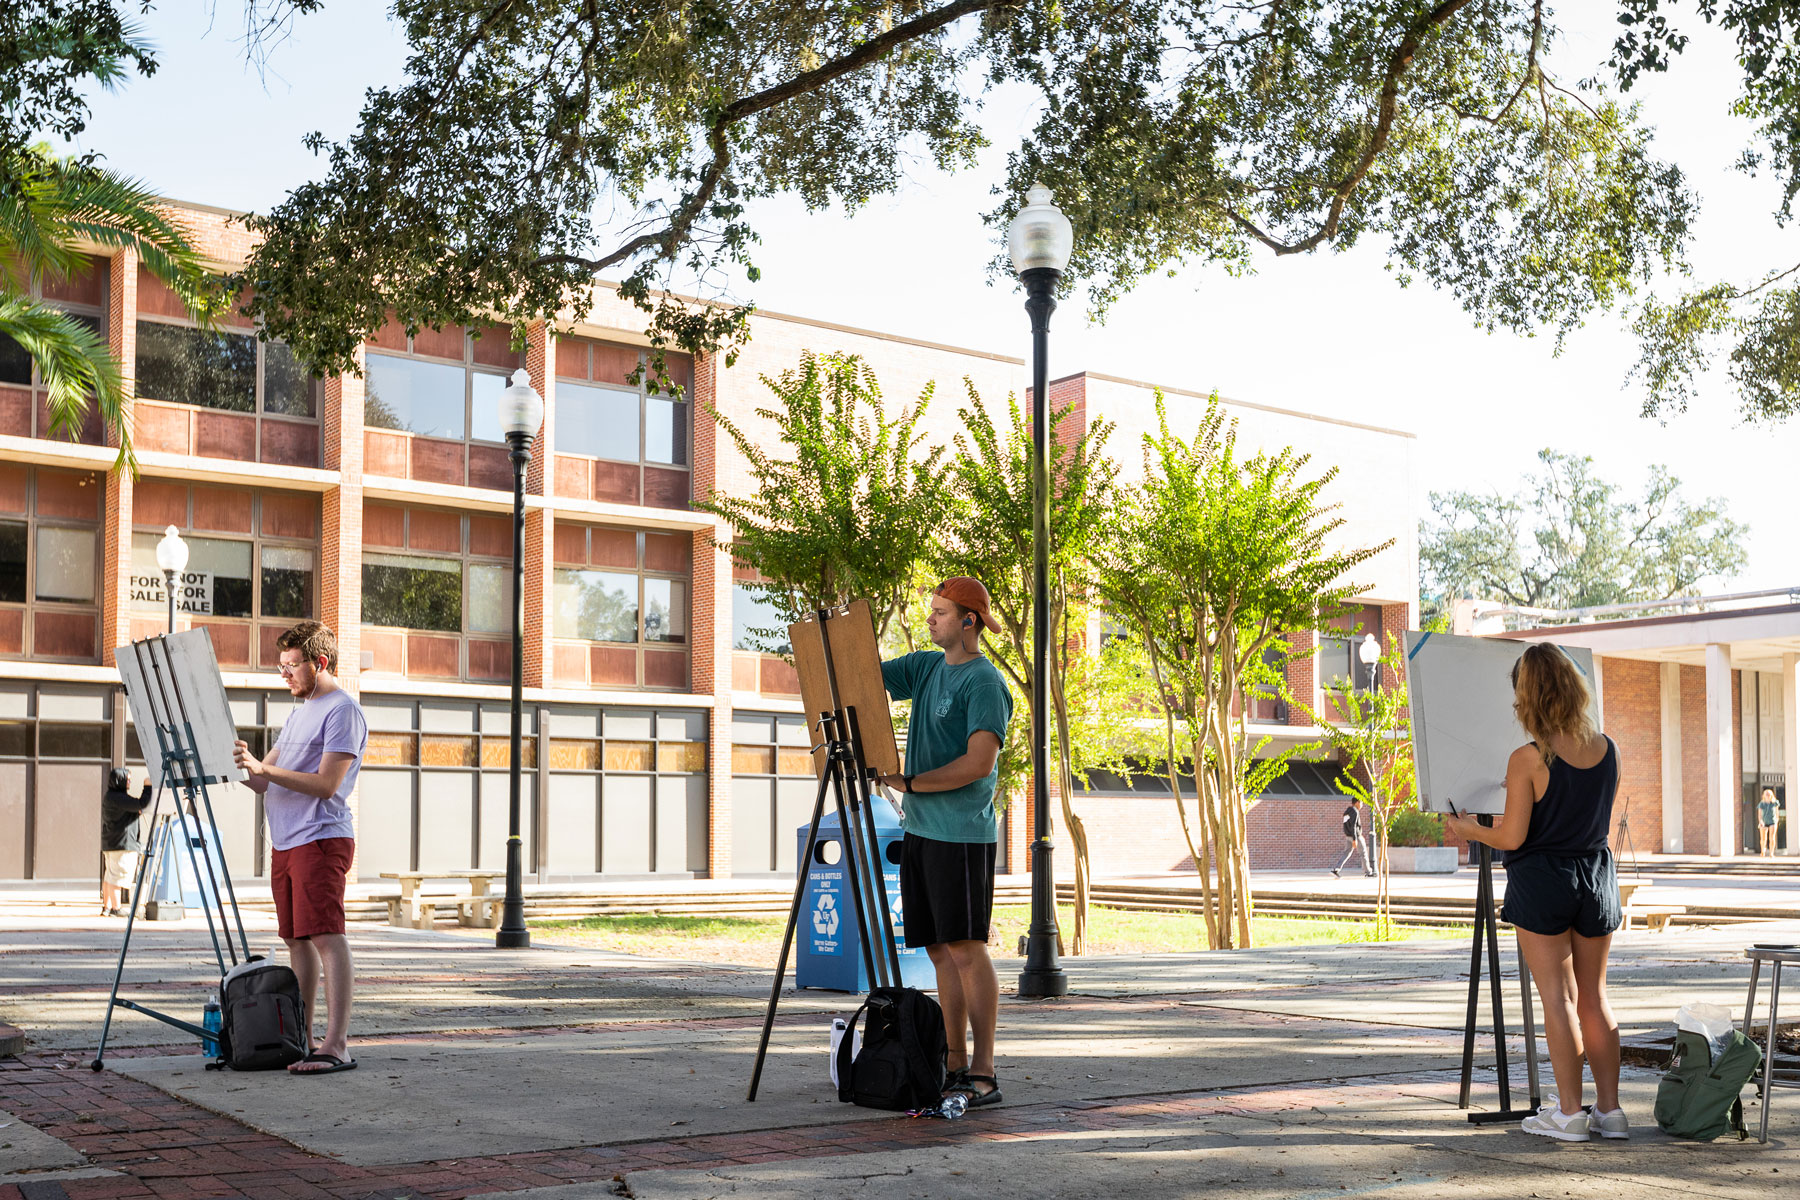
[0, 148, 224, 324]
[0, 293, 131, 472]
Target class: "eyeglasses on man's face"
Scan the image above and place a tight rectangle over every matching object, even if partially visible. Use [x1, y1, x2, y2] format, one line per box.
[277, 660, 313, 678]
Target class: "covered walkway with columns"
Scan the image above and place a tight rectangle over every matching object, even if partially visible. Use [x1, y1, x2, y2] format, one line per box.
[1502, 603, 1800, 858]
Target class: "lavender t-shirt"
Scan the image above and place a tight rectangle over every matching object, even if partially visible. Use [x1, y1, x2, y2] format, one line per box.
[265, 688, 368, 852]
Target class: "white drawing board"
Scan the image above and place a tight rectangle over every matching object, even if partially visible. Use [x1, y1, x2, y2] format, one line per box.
[114, 629, 246, 786]
[1405, 631, 1599, 816]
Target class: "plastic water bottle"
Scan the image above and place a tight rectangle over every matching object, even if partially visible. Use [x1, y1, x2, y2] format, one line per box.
[939, 1091, 968, 1120]
[201, 996, 221, 1058]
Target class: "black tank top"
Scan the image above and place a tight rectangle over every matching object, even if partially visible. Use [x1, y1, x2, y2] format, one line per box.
[1511, 737, 1617, 861]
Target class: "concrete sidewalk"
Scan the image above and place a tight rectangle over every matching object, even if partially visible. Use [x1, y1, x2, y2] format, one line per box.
[2, 903, 1795, 1199]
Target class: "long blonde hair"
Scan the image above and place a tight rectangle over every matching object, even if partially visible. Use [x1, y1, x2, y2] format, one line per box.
[1511, 643, 1595, 762]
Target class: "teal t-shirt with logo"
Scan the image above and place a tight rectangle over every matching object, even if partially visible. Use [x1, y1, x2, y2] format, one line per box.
[1761, 798, 1779, 826]
[880, 650, 1013, 845]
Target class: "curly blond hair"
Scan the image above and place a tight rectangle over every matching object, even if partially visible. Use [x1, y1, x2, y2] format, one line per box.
[1511, 643, 1594, 762]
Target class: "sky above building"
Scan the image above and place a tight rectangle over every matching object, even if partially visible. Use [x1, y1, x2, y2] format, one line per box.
[57, 1, 1800, 594]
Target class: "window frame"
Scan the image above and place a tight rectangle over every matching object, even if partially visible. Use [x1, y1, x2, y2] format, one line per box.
[553, 337, 692, 471]
[0, 468, 103, 665]
[363, 330, 523, 449]
[127, 489, 321, 669]
[134, 312, 324, 423]
[549, 523, 692, 691]
[0, 262, 108, 444]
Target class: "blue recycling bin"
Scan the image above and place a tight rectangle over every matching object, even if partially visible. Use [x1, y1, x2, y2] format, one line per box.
[794, 802, 934, 992]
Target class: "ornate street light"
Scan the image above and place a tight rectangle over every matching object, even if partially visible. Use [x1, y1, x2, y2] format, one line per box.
[495, 367, 543, 950]
[1359, 631, 1380, 692]
[154, 525, 189, 635]
[1009, 183, 1074, 1000]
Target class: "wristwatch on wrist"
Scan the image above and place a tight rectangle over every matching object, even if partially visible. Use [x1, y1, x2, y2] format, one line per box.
[902, 774, 915, 793]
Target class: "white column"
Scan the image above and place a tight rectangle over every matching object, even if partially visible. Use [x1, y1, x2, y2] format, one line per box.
[1660, 660, 1684, 853]
[1784, 653, 1799, 855]
[1705, 643, 1736, 857]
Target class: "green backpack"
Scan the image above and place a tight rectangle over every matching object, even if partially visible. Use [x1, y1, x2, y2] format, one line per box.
[1654, 1028, 1764, 1141]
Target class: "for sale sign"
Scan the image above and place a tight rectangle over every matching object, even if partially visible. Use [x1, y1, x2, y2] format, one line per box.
[129, 571, 214, 615]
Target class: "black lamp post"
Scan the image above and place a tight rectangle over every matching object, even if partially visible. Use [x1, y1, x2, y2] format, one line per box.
[1009, 183, 1074, 1000]
[495, 368, 543, 950]
[155, 525, 188, 634]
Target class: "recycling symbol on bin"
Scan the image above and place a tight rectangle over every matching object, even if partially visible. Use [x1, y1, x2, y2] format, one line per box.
[812, 892, 840, 937]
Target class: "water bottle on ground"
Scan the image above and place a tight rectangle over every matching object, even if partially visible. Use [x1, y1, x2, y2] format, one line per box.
[939, 1091, 968, 1120]
[201, 996, 221, 1058]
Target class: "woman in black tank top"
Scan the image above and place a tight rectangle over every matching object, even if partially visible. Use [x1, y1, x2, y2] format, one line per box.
[1444, 644, 1626, 1143]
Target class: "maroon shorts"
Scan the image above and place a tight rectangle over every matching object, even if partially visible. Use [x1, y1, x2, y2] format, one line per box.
[271, 838, 353, 940]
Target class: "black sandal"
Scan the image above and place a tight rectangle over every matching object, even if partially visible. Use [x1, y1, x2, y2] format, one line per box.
[950, 1072, 1003, 1107]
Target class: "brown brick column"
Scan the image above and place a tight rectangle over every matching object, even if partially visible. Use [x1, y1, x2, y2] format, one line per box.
[321, 352, 365, 876]
[522, 323, 554, 688]
[1285, 630, 1316, 726]
[691, 351, 733, 878]
[100, 248, 138, 656]
[1379, 602, 1409, 690]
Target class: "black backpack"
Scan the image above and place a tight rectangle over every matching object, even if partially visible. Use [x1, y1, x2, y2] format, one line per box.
[210, 956, 307, 1071]
[836, 987, 948, 1111]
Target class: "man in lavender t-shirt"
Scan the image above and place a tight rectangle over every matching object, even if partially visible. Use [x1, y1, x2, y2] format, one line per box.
[233, 621, 367, 1075]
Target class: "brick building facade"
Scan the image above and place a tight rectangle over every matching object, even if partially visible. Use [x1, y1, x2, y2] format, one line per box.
[0, 197, 1418, 882]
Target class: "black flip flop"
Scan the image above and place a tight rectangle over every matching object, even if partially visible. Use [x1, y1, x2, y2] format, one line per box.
[950, 1073, 1002, 1107]
[289, 1052, 356, 1075]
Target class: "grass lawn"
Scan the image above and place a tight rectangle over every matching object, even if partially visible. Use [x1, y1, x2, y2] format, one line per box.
[528, 904, 1463, 966]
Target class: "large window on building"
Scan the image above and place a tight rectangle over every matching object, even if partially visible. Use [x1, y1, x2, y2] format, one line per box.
[360, 503, 531, 682]
[731, 583, 793, 655]
[130, 269, 322, 467]
[0, 256, 107, 444]
[360, 325, 523, 490]
[551, 524, 691, 690]
[1320, 603, 1383, 694]
[0, 466, 102, 662]
[128, 485, 320, 669]
[552, 335, 692, 508]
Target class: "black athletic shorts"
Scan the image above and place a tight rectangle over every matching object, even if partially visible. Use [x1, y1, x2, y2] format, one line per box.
[1501, 847, 1621, 938]
[898, 832, 996, 948]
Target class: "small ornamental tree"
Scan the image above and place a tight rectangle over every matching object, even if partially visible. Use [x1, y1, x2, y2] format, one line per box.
[1096, 394, 1387, 949]
[934, 387, 1123, 954]
[1309, 634, 1416, 942]
[694, 352, 950, 640]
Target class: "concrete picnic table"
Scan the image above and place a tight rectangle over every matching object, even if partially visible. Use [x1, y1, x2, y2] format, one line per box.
[378, 870, 507, 930]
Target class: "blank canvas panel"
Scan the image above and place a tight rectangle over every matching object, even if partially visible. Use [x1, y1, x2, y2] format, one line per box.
[1406, 631, 1600, 815]
[115, 630, 246, 786]
[601, 774, 653, 874]
[547, 775, 598, 873]
[418, 771, 476, 872]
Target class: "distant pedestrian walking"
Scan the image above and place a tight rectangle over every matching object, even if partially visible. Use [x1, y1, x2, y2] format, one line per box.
[1333, 800, 1372, 878]
[1758, 787, 1780, 857]
[101, 768, 152, 916]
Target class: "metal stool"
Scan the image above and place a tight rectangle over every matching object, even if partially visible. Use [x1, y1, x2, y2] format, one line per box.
[1742, 946, 1800, 1142]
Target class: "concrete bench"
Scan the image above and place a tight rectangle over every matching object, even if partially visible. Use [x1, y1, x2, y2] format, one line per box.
[383, 893, 503, 929]
[1623, 904, 1686, 932]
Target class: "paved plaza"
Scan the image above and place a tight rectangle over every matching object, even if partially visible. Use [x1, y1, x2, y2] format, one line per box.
[1, 878, 1794, 1199]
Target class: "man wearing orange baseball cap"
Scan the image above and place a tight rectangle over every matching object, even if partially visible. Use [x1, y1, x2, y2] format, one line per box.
[877, 577, 1013, 1109]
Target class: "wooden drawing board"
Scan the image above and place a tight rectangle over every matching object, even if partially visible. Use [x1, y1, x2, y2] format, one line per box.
[1405, 630, 1599, 816]
[114, 629, 246, 787]
[788, 599, 901, 778]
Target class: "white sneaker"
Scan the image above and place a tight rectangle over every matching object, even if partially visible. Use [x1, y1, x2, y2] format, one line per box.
[1521, 1103, 1590, 1142]
[1590, 1107, 1629, 1139]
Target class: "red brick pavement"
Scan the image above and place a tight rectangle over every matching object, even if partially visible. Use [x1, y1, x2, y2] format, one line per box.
[0, 1043, 1479, 1200]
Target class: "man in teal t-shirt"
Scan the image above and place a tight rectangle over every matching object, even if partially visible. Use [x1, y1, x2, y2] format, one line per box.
[877, 577, 1013, 1109]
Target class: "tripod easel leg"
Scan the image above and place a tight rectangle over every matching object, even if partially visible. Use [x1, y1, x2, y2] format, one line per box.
[747, 754, 835, 1102]
[93, 800, 168, 1070]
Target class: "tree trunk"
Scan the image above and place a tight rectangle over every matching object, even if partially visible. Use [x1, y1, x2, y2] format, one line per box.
[1050, 666, 1089, 955]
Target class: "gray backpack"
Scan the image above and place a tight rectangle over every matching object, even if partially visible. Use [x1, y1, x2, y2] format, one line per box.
[210, 957, 307, 1071]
